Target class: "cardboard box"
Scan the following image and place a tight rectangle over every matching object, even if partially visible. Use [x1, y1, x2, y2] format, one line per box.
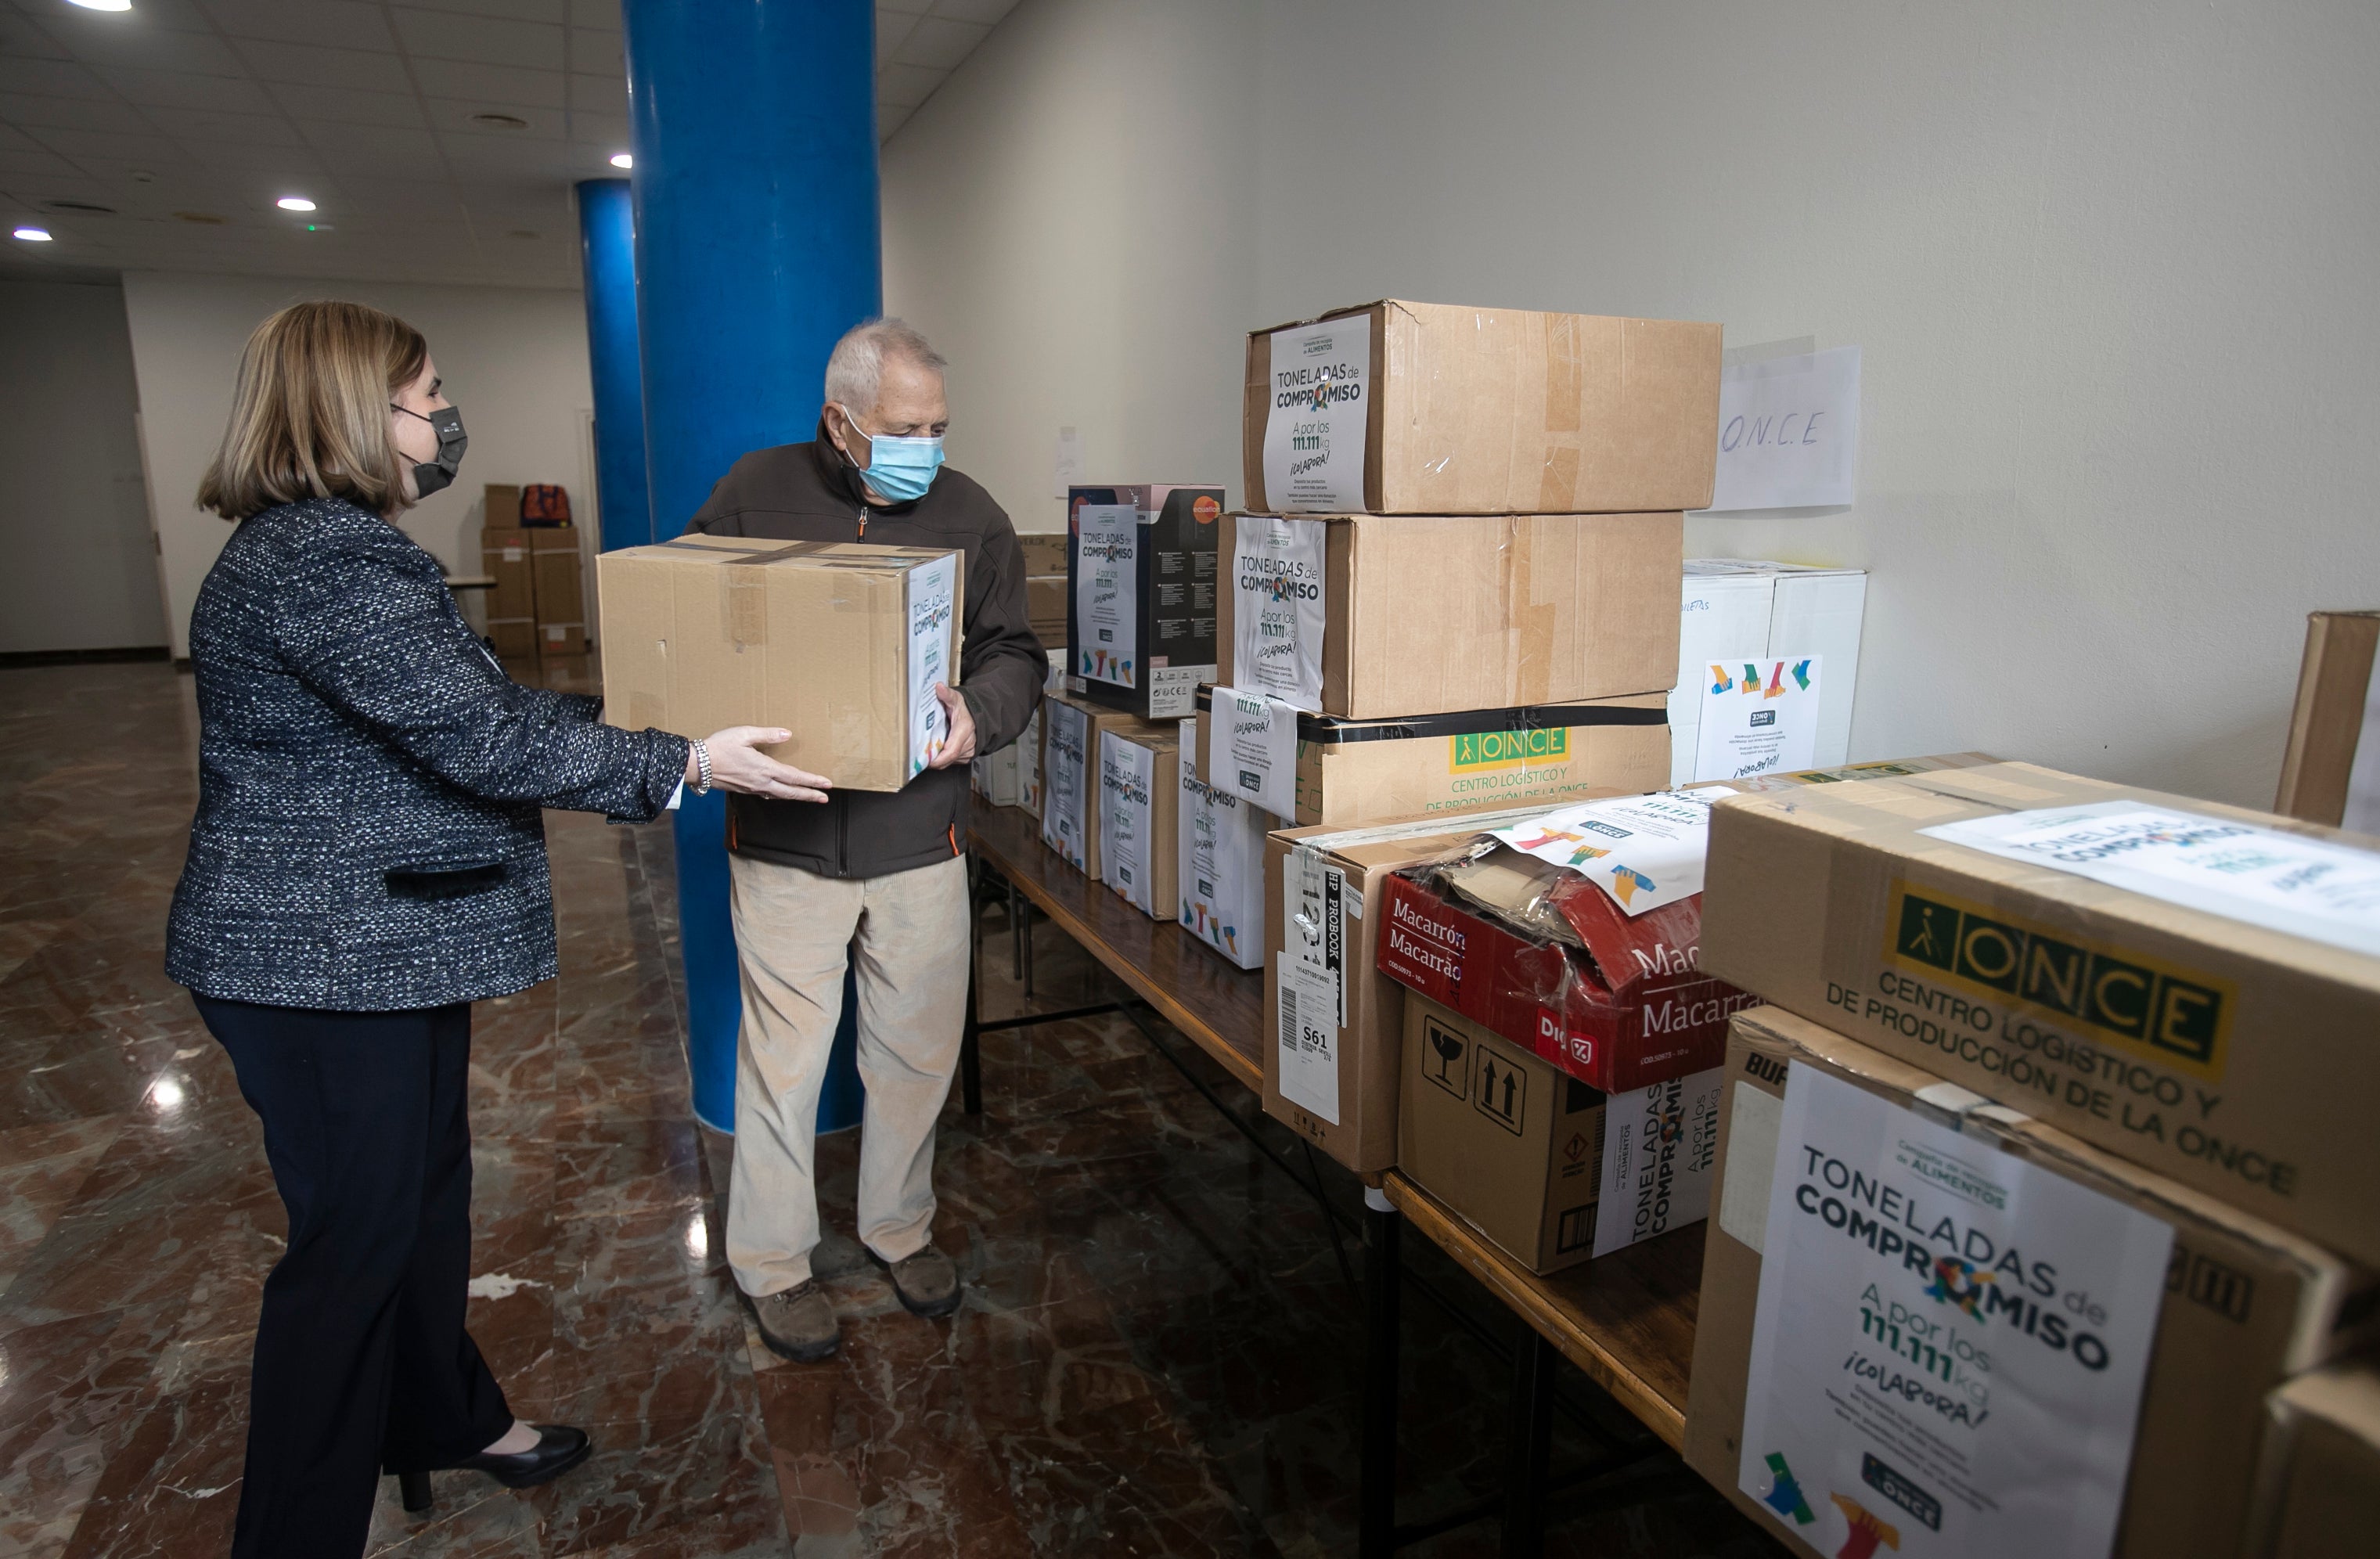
[1098, 726, 1179, 918]
[483, 483, 522, 525]
[1242, 301, 1721, 515]
[971, 704, 1039, 810]
[532, 522, 585, 654]
[480, 522, 537, 658]
[1015, 531, 1068, 576]
[2245, 1364, 2380, 1559]
[1216, 512, 1682, 719]
[1025, 575, 1068, 649]
[2274, 609, 2380, 831]
[1198, 689, 1669, 826]
[597, 535, 962, 793]
[1701, 760, 2380, 1266]
[1686, 1005, 2380, 1559]
[1177, 719, 1272, 970]
[1671, 560, 1868, 785]
[1264, 798, 1628, 1173]
[1399, 996, 1608, 1274]
[1040, 689, 1150, 880]
[1065, 484, 1224, 719]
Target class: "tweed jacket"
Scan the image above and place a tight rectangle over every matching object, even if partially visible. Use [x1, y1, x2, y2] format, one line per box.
[167, 498, 689, 1011]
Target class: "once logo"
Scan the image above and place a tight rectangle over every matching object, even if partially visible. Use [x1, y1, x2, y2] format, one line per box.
[1887, 883, 2231, 1078]
[1449, 728, 1569, 772]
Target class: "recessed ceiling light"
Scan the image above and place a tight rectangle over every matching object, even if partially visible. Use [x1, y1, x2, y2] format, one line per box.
[173, 211, 225, 225]
[277, 196, 316, 212]
[67, 1, 135, 12]
[470, 113, 530, 130]
[610, 152, 632, 169]
[13, 227, 53, 242]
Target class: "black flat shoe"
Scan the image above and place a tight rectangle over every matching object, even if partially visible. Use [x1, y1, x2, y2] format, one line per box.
[457, 1424, 592, 1489]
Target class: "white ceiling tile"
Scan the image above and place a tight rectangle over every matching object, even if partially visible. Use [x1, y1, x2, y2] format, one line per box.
[232, 40, 417, 95]
[0, 57, 114, 101]
[0, 147, 85, 178]
[333, 178, 466, 217]
[408, 59, 566, 110]
[142, 108, 308, 149]
[874, 63, 943, 109]
[0, 92, 153, 135]
[28, 126, 190, 164]
[0, 13, 73, 61]
[299, 118, 442, 158]
[565, 27, 620, 75]
[563, 110, 622, 148]
[390, 10, 565, 71]
[99, 67, 277, 113]
[875, 12, 917, 67]
[428, 99, 564, 141]
[198, 0, 397, 51]
[877, 99, 915, 142]
[894, 16, 989, 71]
[44, 18, 249, 77]
[394, 0, 568, 21]
[434, 135, 573, 176]
[924, 0, 1018, 25]
[0, 120, 38, 151]
[568, 0, 620, 28]
[31, 0, 214, 31]
[267, 82, 428, 128]
[567, 72, 624, 113]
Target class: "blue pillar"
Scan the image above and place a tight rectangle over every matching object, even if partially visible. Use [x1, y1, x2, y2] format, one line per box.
[573, 178, 652, 553]
[624, 0, 880, 1136]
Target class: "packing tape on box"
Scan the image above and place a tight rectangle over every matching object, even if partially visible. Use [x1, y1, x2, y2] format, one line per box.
[726, 566, 768, 646]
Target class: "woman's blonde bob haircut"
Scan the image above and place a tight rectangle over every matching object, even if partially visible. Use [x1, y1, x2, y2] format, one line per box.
[198, 299, 430, 521]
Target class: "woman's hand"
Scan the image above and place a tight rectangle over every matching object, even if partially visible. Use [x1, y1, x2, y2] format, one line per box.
[694, 728, 832, 802]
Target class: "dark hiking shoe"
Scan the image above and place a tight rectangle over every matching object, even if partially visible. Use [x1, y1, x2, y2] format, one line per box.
[747, 1279, 839, 1362]
[873, 1244, 963, 1319]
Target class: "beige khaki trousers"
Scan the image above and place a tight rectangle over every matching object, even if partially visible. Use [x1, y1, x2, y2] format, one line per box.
[725, 852, 971, 1298]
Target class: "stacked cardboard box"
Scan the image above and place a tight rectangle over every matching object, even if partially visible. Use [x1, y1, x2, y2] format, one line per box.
[1686, 761, 2380, 1558]
[1063, 484, 1223, 721]
[1672, 560, 1867, 785]
[2274, 608, 2380, 830]
[1017, 532, 1068, 653]
[477, 484, 589, 659]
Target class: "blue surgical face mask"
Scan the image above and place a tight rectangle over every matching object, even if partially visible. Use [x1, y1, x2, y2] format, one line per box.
[839, 403, 943, 502]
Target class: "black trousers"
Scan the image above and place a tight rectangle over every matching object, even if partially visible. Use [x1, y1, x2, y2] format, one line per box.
[194, 994, 514, 1559]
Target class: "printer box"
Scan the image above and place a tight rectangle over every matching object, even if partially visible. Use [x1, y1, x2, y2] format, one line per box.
[598, 535, 961, 792]
[1243, 301, 1720, 515]
[1039, 689, 1152, 880]
[1066, 484, 1223, 719]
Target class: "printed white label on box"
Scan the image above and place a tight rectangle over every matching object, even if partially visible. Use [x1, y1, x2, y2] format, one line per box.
[1075, 502, 1138, 687]
[1098, 732, 1157, 912]
[1277, 960, 1340, 1123]
[1592, 1066, 1724, 1256]
[1179, 767, 1267, 969]
[1737, 1063, 2170, 1559]
[1147, 663, 1210, 719]
[906, 553, 959, 776]
[1278, 850, 1348, 1122]
[1217, 686, 1300, 819]
[1041, 701, 1090, 869]
[1232, 515, 1327, 711]
[1921, 799, 2380, 958]
[1488, 788, 1734, 916]
[1694, 655, 1821, 783]
[1262, 316, 1370, 512]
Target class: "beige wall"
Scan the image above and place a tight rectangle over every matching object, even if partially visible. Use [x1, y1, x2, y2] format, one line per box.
[883, 0, 2380, 808]
[121, 271, 597, 658]
[0, 278, 167, 655]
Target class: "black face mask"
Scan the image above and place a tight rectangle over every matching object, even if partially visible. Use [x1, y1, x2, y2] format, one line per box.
[391, 403, 468, 497]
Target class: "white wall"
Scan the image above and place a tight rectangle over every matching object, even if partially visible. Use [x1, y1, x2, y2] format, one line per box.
[121, 271, 597, 658]
[883, 0, 2380, 808]
[0, 279, 167, 654]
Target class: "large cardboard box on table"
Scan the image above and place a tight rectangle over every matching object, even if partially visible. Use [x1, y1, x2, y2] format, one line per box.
[1243, 301, 1721, 515]
[1701, 759, 2380, 1267]
[1198, 689, 1669, 827]
[531, 522, 587, 654]
[1686, 1005, 2380, 1559]
[1098, 726, 1179, 919]
[1400, 996, 1608, 1274]
[479, 521, 538, 658]
[2274, 608, 2380, 830]
[1216, 512, 1681, 719]
[1040, 689, 1151, 880]
[2245, 1363, 2380, 1559]
[1017, 531, 1069, 650]
[1065, 484, 1223, 719]
[971, 703, 1039, 809]
[1177, 719, 1272, 970]
[596, 535, 962, 791]
[1671, 560, 1867, 785]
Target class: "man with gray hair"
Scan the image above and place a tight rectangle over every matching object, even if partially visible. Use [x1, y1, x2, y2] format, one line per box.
[684, 318, 1044, 1363]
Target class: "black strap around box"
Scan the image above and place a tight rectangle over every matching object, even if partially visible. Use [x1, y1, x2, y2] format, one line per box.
[1189, 686, 1665, 747]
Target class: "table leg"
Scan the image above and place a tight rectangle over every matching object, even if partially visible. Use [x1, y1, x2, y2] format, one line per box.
[1009, 880, 1026, 981]
[1500, 1324, 1555, 1557]
[960, 942, 983, 1117]
[1359, 1186, 1401, 1559]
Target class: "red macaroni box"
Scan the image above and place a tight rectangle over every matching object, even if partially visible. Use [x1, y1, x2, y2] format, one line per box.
[1374, 868, 1749, 1092]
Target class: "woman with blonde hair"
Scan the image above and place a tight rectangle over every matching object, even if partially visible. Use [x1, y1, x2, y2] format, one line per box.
[166, 300, 829, 1557]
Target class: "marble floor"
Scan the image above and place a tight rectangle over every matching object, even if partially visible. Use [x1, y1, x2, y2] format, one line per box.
[0, 658, 1780, 1558]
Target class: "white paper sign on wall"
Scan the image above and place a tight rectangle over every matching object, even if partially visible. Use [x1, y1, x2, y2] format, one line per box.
[1705, 347, 1861, 512]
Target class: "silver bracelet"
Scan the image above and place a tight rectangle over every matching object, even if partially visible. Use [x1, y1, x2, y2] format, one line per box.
[690, 738, 713, 795]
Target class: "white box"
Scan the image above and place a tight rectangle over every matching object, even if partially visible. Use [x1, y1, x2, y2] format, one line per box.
[1176, 720, 1271, 970]
[1671, 560, 1867, 783]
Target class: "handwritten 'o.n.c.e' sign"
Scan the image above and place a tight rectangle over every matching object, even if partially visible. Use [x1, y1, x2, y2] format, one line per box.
[1703, 346, 1861, 512]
